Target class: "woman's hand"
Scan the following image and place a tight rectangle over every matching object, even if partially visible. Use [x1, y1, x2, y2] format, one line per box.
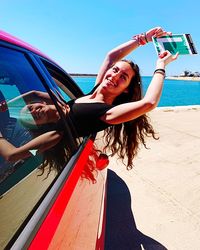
[157, 50, 179, 67]
[145, 27, 172, 42]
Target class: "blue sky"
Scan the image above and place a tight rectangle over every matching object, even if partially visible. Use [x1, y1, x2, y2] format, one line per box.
[1, 0, 200, 76]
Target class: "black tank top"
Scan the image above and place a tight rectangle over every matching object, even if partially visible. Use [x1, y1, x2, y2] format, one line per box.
[68, 99, 113, 136]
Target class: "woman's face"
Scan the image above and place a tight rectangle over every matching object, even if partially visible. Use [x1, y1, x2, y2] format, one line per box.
[101, 61, 135, 96]
[22, 102, 60, 125]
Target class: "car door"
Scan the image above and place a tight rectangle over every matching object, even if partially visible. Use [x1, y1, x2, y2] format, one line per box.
[0, 40, 107, 250]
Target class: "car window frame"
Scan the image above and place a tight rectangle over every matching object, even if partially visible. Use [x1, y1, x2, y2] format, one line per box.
[0, 40, 83, 151]
[26, 53, 81, 151]
[0, 45, 80, 196]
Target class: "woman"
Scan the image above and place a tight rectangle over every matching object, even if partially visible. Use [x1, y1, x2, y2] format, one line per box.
[67, 27, 178, 169]
[0, 27, 178, 170]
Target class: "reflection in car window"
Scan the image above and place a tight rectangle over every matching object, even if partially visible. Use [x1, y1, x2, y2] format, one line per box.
[0, 46, 76, 249]
[52, 77, 71, 102]
[40, 60, 75, 98]
[39, 58, 86, 141]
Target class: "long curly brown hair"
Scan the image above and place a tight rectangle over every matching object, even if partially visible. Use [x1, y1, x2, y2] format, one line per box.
[103, 59, 158, 169]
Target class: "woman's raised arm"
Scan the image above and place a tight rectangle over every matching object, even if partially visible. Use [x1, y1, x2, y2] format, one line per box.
[95, 27, 171, 85]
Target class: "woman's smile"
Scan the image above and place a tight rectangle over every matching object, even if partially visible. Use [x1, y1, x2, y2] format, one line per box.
[105, 78, 118, 87]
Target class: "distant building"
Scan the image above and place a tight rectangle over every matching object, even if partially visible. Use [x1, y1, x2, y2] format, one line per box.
[180, 70, 200, 77]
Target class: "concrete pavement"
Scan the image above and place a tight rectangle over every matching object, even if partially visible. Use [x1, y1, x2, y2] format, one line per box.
[105, 106, 200, 250]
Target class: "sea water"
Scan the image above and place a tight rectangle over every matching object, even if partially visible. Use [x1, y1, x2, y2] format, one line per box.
[73, 76, 200, 107]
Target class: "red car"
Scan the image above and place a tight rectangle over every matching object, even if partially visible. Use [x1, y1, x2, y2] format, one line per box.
[0, 31, 107, 249]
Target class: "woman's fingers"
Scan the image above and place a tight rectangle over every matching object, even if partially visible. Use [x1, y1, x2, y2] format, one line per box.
[155, 29, 172, 37]
[159, 51, 168, 58]
[172, 52, 179, 60]
[158, 51, 179, 66]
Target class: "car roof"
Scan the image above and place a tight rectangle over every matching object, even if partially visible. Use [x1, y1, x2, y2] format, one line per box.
[0, 30, 52, 61]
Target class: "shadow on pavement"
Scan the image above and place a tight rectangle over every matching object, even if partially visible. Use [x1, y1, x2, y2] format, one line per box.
[105, 169, 167, 250]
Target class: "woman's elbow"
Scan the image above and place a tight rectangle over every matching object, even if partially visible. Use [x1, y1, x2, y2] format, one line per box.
[106, 51, 119, 63]
[5, 152, 19, 162]
[143, 99, 157, 112]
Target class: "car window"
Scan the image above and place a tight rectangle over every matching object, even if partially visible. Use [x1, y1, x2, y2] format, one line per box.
[39, 58, 86, 140]
[0, 46, 77, 249]
[39, 58, 83, 100]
